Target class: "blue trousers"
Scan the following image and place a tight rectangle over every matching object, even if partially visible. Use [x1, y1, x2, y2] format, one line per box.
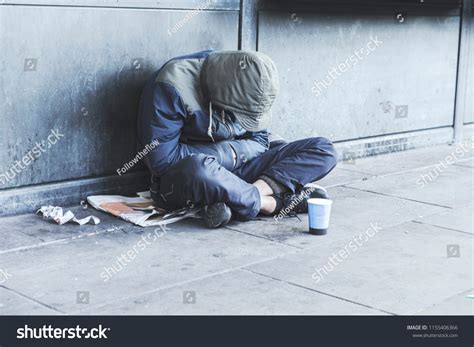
[151, 137, 337, 219]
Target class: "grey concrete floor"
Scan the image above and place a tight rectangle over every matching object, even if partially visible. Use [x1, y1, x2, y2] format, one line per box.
[0, 144, 473, 315]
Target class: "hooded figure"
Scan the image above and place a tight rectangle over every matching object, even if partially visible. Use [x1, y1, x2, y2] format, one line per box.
[202, 50, 279, 133]
[138, 50, 277, 176]
[138, 50, 337, 228]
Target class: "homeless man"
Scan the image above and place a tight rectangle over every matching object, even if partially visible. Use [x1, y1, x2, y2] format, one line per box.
[137, 50, 337, 228]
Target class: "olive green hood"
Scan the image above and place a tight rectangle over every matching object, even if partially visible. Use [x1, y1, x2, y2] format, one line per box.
[201, 50, 279, 132]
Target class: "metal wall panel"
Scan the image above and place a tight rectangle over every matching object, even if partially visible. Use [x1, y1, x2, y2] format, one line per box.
[465, 14, 474, 124]
[0, 0, 240, 10]
[258, 11, 460, 142]
[0, 5, 238, 189]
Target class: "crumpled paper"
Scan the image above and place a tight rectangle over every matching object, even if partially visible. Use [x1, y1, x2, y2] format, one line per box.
[37, 206, 100, 226]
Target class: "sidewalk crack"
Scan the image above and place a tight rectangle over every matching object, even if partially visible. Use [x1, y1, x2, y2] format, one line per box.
[71, 251, 301, 314]
[224, 226, 303, 250]
[342, 186, 453, 209]
[0, 228, 120, 255]
[411, 220, 473, 236]
[0, 284, 65, 314]
[242, 269, 397, 316]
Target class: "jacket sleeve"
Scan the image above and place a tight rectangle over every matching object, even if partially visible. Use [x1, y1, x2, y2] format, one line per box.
[138, 81, 237, 176]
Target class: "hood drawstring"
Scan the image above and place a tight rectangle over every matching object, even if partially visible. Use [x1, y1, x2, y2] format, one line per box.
[208, 101, 215, 142]
[221, 109, 226, 125]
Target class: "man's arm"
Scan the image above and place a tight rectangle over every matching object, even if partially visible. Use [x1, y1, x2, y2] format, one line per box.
[227, 131, 269, 169]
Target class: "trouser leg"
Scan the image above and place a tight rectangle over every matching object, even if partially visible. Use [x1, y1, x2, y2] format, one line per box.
[151, 154, 261, 219]
[234, 137, 338, 192]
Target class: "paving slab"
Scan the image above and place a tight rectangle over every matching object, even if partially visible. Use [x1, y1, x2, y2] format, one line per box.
[0, 229, 39, 252]
[226, 186, 447, 249]
[0, 220, 294, 314]
[454, 157, 474, 168]
[0, 287, 59, 315]
[0, 206, 128, 252]
[415, 289, 474, 315]
[77, 269, 386, 315]
[346, 165, 474, 209]
[317, 167, 368, 188]
[246, 222, 472, 315]
[0, 144, 472, 316]
[414, 204, 474, 235]
[339, 143, 474, 176]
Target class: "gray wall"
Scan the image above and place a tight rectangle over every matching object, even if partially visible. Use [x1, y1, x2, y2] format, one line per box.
[466, 14, 474, 124]
[259, 11, 460, 142]
[0, 1, 239, 190]
[0, 0, 471, 214]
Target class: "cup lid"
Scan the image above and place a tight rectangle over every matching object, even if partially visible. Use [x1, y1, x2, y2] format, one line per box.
[307, 198, 333, 205]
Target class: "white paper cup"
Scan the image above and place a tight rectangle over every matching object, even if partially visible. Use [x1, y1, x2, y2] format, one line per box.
[307, 198, 333, 235]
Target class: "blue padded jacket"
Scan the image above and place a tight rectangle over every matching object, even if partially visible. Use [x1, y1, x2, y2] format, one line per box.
[137, 50, 269, 176]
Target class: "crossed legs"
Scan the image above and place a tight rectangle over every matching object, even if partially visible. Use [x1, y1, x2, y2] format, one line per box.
[151, 137, 338, 220]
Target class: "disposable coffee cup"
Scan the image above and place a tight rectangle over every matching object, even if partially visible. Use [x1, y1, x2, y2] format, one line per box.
[307, 198, 333, 235]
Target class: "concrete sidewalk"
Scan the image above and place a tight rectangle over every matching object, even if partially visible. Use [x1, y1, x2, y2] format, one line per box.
[0, 143, 473, 315]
